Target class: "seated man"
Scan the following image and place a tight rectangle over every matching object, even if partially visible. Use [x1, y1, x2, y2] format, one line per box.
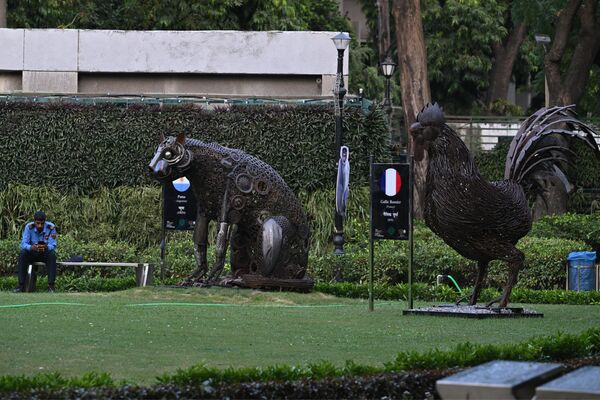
[16, 211, 58, 292]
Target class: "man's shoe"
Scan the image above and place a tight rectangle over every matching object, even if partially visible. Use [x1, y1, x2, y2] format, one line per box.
[13, 286, 25, 293]
[48, 284, 55, 293]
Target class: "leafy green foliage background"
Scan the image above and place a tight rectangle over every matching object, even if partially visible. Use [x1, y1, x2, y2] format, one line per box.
[474, 139, 600, 189]
[0, 102, 390, 193]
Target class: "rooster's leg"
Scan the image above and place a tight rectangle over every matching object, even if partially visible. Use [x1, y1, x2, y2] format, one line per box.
[469, 261, 488, 305]
[486, 248, 524, 308]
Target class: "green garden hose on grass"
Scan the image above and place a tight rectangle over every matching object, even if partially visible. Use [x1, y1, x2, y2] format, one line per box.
[437, 274, 462, 295]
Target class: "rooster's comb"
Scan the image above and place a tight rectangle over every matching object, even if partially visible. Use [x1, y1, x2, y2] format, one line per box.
[416, 102, 445, 126]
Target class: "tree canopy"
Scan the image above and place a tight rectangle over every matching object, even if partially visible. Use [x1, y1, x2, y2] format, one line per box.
[7, 0, 350, 31]
[4, 0, 600, 116]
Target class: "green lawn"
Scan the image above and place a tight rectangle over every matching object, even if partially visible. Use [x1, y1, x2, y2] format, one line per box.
[1, 287, 599, 384]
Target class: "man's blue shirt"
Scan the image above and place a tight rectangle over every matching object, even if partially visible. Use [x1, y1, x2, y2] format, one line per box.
[20, 221, 57, 251]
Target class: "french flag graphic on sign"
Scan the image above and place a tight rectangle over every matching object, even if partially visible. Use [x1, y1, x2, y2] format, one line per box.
[381, 168, 401, 196]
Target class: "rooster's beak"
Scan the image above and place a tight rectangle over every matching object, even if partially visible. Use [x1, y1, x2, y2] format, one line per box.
[410, 122, 422, 132]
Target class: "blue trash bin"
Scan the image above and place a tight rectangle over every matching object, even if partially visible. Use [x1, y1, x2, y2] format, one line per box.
[567, 251, 597, 291]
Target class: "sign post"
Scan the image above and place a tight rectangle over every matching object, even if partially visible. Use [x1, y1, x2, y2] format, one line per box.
[369, 159, 410, 311]
[408, 154, 414, 309]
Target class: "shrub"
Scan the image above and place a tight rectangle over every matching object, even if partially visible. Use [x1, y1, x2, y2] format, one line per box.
[529, 212, 600, 250]
[385, 328, 600, 372]
[308, 228, 584, 290]
[1, 182, 596, 289]
[314, 282, 600, 305]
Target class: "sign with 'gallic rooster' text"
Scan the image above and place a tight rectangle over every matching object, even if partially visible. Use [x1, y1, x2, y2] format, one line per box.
[370, 163, 409, 240]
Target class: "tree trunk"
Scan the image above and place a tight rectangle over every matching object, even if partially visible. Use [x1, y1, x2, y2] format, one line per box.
[545, 0, 600, 106]
[0, 0, 6, 28]
[532, 174, 569, 220]
[534, 0, 600, 217]
[392, 0, 431, 218]
[560, 0, 600, 104]
[486, 22, 527, 106]
[377, 0, 392, 59]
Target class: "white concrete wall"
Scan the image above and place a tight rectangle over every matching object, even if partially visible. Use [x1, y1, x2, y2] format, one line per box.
[0, 29, 24, 70]
[78, 30, 346, 74]
[23, 30, 79, 71]
[0, 29, 350, 96]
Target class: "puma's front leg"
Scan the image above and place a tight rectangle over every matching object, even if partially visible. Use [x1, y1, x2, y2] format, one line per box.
[207, 181, 232, 282]
[185, 211, 209, 283]
[206, 222, 230, 281]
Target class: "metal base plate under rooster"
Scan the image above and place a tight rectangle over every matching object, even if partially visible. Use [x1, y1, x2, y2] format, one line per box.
[403, 304, 543, 319]
[149, 133, 312, 291]
[406, 103, 599, 313]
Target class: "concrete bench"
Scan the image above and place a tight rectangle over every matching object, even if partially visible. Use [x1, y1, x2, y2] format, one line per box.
[25, 261, 153, 292]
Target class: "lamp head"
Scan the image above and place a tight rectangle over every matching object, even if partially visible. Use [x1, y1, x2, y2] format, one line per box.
[380, 56, 396, 78]
[535, 34, 551, 44]
[331, 32, 351, 51]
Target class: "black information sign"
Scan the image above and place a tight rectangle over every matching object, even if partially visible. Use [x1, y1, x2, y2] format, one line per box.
[163, 177, 197, 230]
[371, 163, 409, 240]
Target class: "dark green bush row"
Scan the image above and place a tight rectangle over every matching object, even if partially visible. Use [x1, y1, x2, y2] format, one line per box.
[1, 370, 442, 399]
[162, 327, 600, 384]
[1, 183, 596, 289]
[0, 102, 389, 193]
[0, 223, 589, 291]
[314, 282, 600, 305]
[0, 234, 201, 279]
[0, 372, 116, 393]
[385, 327, 600, 372]
[3, 274, 598, 305]
[0, 184, 371, 255]
[309, 232, 587, 290]
[0, 275, 150, 292]
[529, 212, 600, 251]
[4, 328, 598, 393]
[1, 183, 596, 257]
[0, 185, 162, 249]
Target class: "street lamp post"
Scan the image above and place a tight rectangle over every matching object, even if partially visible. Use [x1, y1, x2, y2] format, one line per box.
[535, 34, 551, 108]
[332, 32, 350, 256]
[380, 56, 395, 117]
[380, 56, 398, 159]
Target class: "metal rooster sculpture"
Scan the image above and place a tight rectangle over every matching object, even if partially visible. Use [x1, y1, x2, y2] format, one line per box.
[409, 103, 600, 307]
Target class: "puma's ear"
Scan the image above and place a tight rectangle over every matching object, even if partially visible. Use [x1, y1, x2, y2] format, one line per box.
[159, 132, 165, 142]
[176, 133, 186, 144]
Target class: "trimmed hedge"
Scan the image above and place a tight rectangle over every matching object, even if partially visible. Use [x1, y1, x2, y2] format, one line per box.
[0, 233, 586, 291]
[308, 231, 587, 290]
[0, 234, 202, 280]
[314, 282, 600, 305]
[0, 184, 596, 289]
[529, 212, 600, 251]
[2, 277, 598, 305]
[0, 102, 390, 193]
[0, 216, 591, 291]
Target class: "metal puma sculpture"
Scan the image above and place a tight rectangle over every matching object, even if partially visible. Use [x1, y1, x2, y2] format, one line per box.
[149, 133, 310, 285]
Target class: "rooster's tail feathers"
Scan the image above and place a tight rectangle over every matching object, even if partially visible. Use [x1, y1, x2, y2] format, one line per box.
[504, 105, 599, 184]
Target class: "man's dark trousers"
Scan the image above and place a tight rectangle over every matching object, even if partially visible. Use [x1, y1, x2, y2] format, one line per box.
[18, 249, 57, 288]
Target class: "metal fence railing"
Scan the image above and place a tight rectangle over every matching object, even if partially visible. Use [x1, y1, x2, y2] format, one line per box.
[446, 115, 600, 153]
